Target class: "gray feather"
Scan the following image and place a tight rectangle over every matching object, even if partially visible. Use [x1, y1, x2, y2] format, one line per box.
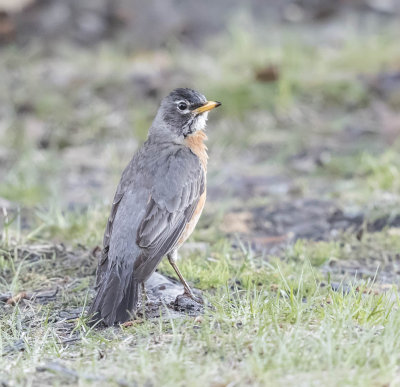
[89, 141, 204, 326]
[89, 87, 211, 326]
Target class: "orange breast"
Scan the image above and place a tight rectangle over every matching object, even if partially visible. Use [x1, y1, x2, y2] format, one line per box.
[177, 191, 206, 247]
[177, 130, 208, 247]
[184, 130, 208, 170]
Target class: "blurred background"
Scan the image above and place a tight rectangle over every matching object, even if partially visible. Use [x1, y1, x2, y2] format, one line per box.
[2, 4, 400, 384]
[1, 0, 400, 252]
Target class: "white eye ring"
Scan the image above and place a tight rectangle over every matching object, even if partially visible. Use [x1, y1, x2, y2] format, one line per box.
[177, 101, 188, 111]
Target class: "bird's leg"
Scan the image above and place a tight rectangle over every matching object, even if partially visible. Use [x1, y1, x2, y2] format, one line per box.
[167, 250, 203, 304]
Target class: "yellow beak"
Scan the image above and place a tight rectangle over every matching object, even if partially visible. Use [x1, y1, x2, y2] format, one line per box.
[193, 100, 221, 114]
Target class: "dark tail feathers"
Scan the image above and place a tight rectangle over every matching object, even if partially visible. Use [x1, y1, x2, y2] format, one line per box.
[88, 259, 139, 326]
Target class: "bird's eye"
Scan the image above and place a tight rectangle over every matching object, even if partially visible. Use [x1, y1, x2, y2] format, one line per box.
[178, 102, 188, 111]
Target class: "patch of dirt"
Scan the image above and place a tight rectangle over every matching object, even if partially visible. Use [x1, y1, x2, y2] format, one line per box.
[221, 197, 400, 283]
[209, 174, 299, 201]
[222, 199, 364, 253]
[223, 198, 400, 254]
[325, 252, 400, 284]
[0, 243, 203, 342]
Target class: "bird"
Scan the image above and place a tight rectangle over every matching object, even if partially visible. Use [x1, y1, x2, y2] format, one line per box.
[89, 88, 221, 326]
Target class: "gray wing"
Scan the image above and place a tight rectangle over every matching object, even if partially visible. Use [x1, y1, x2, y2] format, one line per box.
[94, 160, 137, 288]
[94, 192, 123, 287]
[133, 148, 205, 280]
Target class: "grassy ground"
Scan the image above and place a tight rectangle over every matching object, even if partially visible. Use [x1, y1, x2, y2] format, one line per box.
[1, 232, 400, 386]
[1, 10, 400, 387]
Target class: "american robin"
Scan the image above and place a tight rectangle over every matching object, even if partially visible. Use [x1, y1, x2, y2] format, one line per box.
[89, 88, 221, 326]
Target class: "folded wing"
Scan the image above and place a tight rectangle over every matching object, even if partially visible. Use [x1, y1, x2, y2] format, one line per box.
[134, 148, 205, 280]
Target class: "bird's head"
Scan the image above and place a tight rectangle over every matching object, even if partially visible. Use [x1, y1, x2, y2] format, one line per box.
[150, 88, 221, 142]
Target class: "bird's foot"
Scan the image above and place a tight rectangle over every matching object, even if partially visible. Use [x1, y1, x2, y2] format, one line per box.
[183, 289, 204, 305]
[173, 290, 203, 311]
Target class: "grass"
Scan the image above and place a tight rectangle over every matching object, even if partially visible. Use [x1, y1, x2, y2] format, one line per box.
[311, 145, 400, 221]
[1, 9, 400, 387]
[77, 285, 399, 387]
[360, 150, 400, 193]
[1, 23, 400, 209]
[186, 25, 400, 119]
[1, 231, 400, 386]
[33, 205, 108, 246]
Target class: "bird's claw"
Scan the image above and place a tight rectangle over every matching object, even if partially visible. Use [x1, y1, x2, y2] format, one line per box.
[182, 290, 203, 305]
